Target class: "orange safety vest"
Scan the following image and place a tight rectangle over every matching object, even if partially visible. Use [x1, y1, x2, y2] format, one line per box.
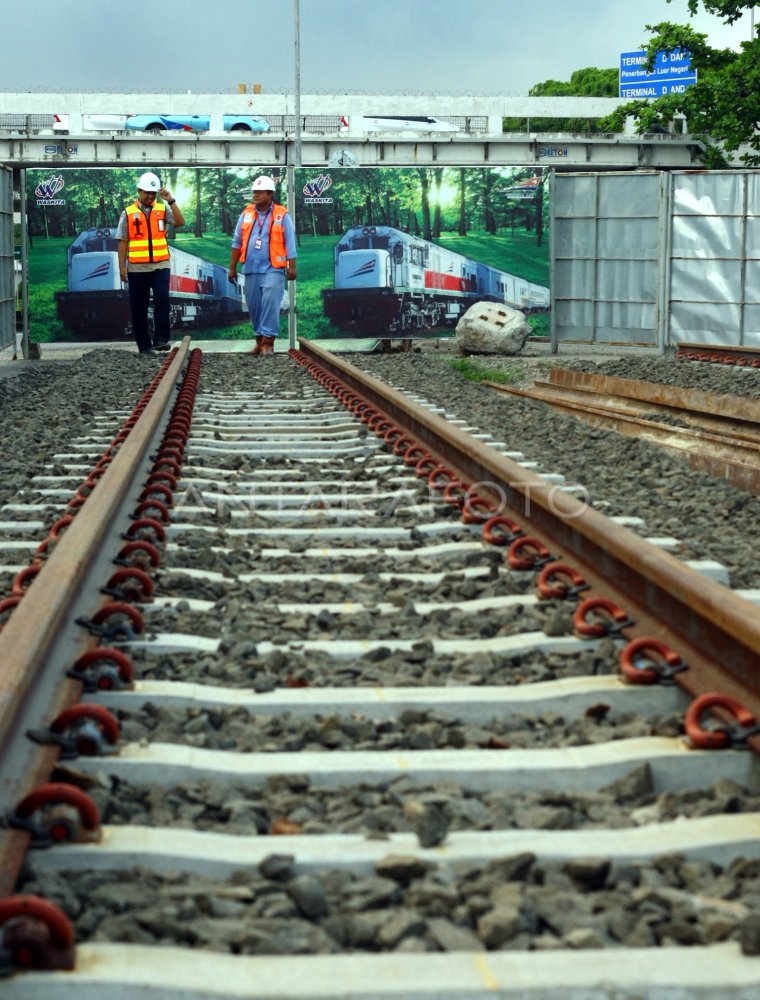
[125, 201, 170, 264]
[238, 203, 288, 267]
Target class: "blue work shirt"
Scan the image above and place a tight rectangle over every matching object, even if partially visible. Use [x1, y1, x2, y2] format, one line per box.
[232, 205, 297, 275]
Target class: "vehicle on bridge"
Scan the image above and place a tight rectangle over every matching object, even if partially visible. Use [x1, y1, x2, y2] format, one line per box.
[343, 116, 460, 134]
[52, 114, 270, 134]
[55, 227, 247, 337]
[322, 225, 549, 335]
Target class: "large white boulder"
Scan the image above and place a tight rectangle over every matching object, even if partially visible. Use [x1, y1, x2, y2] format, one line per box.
[455, 301, 531, 356]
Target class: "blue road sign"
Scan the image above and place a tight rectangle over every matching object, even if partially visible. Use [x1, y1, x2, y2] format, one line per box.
[619, 49, 697, 98]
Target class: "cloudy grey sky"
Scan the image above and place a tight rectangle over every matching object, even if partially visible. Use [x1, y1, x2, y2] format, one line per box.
[2, 0, 752, 94]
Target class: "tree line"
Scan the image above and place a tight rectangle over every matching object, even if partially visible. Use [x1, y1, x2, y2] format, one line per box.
[292, 168, 546, 245]
[26, 166, 547, 245]
[511, 1, 760, 167]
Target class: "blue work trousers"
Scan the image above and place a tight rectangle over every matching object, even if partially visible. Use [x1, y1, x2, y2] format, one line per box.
[128, 269, 171, 352]
[243, 270, 285, 338]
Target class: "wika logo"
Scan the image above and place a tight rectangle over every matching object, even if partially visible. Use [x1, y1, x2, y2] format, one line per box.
[35, 175, 65, 199]
[303, 174, 332, 197]
[303, 174, 333, 204]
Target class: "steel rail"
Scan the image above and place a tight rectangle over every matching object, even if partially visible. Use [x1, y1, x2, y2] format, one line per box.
[501, 377, 760, 438]
[486, 381, 760, 495]
[546, 369, 760, 426]
[297, 340, 760, 715]
[0, 337, 191, 896]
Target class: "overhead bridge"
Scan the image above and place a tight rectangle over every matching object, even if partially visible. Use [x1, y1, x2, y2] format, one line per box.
[0, 91, 703, 169]
[0, 132, 703, 170]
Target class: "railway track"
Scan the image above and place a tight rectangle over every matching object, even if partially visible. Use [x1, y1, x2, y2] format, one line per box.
[487, 367, 760, 495]
[676, 342, 760, 368]
[2, 338, 760, 998]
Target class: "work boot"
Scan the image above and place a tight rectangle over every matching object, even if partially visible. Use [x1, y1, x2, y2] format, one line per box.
[249, 335, 264, 356]
[259, 337, 275, 356]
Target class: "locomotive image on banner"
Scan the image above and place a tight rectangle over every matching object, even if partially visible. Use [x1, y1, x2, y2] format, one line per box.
[24, 166, 291, 343]
[55, 226, 247, 337]
[294, 165, 549, 340]
[322, 224, 549, 335]
[23, 165, 548, 344]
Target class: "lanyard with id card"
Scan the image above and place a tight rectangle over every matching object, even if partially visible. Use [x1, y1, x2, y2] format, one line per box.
[253, 208, 270, 252]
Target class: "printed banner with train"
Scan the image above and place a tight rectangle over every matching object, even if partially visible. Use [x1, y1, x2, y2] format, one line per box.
[24, 167, 550, 343]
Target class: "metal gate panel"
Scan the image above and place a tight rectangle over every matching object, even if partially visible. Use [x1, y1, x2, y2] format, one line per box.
[0, 165, 13, 350]
[670, 170, 760, 347]
[671, 214, 743, 256]
[597, 174, 658, 218]
[744, 218, 760, 255]
[670, 300, 742, 341]
[550, 169, 760, 350]
[671, 258, 743, 300]
[672, 171, 743, 215]
[597, 258, 657, 299]
[552, 174, 597, 216]
[551, 171, 661, 346]
[597, 217, 659, 257]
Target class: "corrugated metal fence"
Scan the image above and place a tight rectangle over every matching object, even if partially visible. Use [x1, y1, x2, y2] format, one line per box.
[551, 169, 760, 349]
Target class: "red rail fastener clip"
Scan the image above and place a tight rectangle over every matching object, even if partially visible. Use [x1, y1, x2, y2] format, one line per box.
[402, 444, 427, 467]
[574, 597, 634, 637]
[77, 601, 145, 642]
[122, 516, 167, 544]
[102, 567, 155, 603]
[392, 436, 414, 458]
[442, 480, 470, 508]
[414, 455, 439, 479]
[507, 536, 552, 571]
[482, 515, 523, 547]
[427, 465, 456, 492]
[462, 495, 497, 525]
[685, 692, 760, 750]
[619, 637, 687, 685]
[0, 895, 75, 973]
[114, 539, 162, 570]
[536, 562, 588, 600]
[10, 782, 101, 847]
[11, 564, 41, 597]
[0, 595, 23, 632]
[48, 515, 75, 539]
[67, 646, 134, 691]
[28, 703, 120, 759]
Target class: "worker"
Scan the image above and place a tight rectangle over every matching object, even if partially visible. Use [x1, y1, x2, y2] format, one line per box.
[228, 175, 297, 356]
[117, 172, 185, 355]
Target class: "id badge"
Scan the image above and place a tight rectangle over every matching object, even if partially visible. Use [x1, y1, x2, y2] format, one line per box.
[253, 237, 262, 250]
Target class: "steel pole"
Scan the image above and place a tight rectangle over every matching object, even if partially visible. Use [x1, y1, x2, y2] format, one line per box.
[288, 0, 301, 350]
[19, 168, 29, 360]
[294, 0, 302, 170]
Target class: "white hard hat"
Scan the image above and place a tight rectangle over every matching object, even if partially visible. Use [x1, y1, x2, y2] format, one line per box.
[137, 171, 161, 192]
[252, 175, 276, 192]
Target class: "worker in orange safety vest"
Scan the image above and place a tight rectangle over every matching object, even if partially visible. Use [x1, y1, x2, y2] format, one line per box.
[228, 175, 297, 356]
[117, 171, 185, 355]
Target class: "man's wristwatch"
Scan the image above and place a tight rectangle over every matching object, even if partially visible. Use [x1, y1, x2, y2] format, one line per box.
[167, 199, 176, 205]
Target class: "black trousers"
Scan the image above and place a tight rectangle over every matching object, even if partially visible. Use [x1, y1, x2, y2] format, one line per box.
[128, 268, 171, 352]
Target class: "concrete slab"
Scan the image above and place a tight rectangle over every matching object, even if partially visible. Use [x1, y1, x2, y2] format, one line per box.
[0, 337, 381, 373]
